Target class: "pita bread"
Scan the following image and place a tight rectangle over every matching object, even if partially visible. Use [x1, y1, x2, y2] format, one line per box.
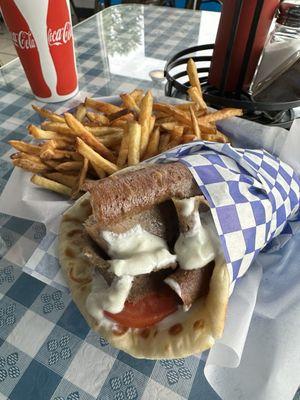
[58, 193, 230, 359]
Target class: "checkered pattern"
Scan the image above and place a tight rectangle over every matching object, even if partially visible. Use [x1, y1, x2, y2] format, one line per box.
[0, 264, 214, 400]
[148, 141, 300, 283]
[0, 5, 224, 399]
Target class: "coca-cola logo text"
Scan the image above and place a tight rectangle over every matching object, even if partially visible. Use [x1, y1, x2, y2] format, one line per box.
[12, 22, 72, 50]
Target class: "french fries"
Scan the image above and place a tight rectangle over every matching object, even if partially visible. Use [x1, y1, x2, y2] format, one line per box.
[189, 106, 201, 139]
[128, 122, 141, 166]
[187, 87, 207, 111]
[86, 112, 109, 126]
[76, 137, 118, 175]
[9, 140, 41, 155]
[64, 112, 115, 162]
[187, 59, 201, 95]
[75, 104, 87, 123]
[10, 60, 242, 198]
[198, 108, 243, 124]
[143, 127, 160, 160]
[32, 105, 65, 123]
[187, 59, 207, 110]
[120, 93, 140, 113]
[85, 98, 121, 114]
[12, 156, 49, 174]
[56, 161, 83, 172]
[139, 91, 153, 156]
[43, 172, 78, 188]
[72, 157, 89, 198]
[117, 130, 129, 168]
[31, 175, 72, 196]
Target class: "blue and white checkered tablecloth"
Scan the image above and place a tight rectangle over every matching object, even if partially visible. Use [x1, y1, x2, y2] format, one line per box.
[0, 5, 228, 400]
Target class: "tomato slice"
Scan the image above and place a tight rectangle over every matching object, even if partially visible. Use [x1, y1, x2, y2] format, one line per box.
[104, 286, 179, 328]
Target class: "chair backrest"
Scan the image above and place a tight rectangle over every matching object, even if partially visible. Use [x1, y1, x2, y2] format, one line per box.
[185, 0, 222, 11]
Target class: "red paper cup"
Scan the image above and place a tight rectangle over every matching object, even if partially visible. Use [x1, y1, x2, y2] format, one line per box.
[0, 0, 78, 102]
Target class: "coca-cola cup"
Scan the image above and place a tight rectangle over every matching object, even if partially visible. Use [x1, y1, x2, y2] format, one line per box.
[0, 0, 78, 102]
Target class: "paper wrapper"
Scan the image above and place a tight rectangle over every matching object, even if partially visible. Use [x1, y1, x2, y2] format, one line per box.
[1, 98, 300, 400]
[149, 140, 300, 290]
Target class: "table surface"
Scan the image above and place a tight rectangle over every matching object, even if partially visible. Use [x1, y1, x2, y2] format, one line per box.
[1, 5, 299, 400]
[0, 5, 224, 400]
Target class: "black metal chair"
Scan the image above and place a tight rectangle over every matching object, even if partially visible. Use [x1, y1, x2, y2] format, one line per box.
[185, 0, 222, 11]
[70, 0, 106, 21]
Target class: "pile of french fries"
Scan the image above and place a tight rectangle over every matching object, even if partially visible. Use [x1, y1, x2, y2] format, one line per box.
[9, 59, 243, 198]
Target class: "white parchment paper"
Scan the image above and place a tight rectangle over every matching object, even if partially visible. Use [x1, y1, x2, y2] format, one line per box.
[0, 97, 300, 400]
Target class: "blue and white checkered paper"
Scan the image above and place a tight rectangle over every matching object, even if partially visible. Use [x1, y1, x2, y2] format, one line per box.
[149, 141, 300, 284]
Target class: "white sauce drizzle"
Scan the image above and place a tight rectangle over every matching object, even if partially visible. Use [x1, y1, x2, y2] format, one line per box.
[174, 198, 218, 270]
[86, 197, 223, 326]
[102, 225, 176, 277]
[180, 197, 196, 217]
[86, 271, 133, 316]
[164, 277, 182, 298]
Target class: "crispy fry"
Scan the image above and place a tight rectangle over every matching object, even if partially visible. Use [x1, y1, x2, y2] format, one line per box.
[170, 126, 184, 141]
[155, 116, 176, 125]
[117, 130, 129, 168]
[71, 152, 83, 162]
[139, 91, 153, 125]
[44, 172, 78, 188]
[189, 106, 201, 139]
[216, 130, 230, 143]
[75, 104, 87, 123]
[130, 89, 144, 106]
[40, 141, 76, 160]
[48, 139, 74, 150]
[110, 119, 128, 128]
[31, 174, 72, 196]
[85, 98, 122, 114]
[153, 103, 191, 126]
[43, 159, 61, 169]
[182, 134, 197, 143]
[143, 127, 160, 160]
[139, 91, 153, 155]
[32, 105, 65, 123]
[148, 115, 156, 135]
[41, 121, 73, 135]
[89, 161, 106, 179]
[76, 137, 119, 175]
[107, 108, 133, 122]
[86, 112, 109, 126]
[91, 127, 124, 137]
[175, 102, 196, 111]
[11, 152, 42, 163]
[120, 93, 140, 113]
[9, 140, 41, 155]
[198, 108, 243, 124]
[12, 157, 49, 174]
[28, 124, 74, 142]
[72, 157, 89, 197]
[64, 112, 115, 162]
[187, 86, 207, 110]
[187, 58, 206, 109]
[56, 161, 83, 172]
[187, 59, 201, 92]
[128, 122, 141, 166]
[198, 123, 217, 135]
[41, 121, 105, 136]
[196, 109, 207, 117]
[159, 122, 177, 131]
[159, 133, 170, 153]
[99, 132, 123, 148]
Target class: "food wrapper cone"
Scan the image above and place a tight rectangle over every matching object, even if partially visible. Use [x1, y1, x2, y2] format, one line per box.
[148, 141, 300, 289]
